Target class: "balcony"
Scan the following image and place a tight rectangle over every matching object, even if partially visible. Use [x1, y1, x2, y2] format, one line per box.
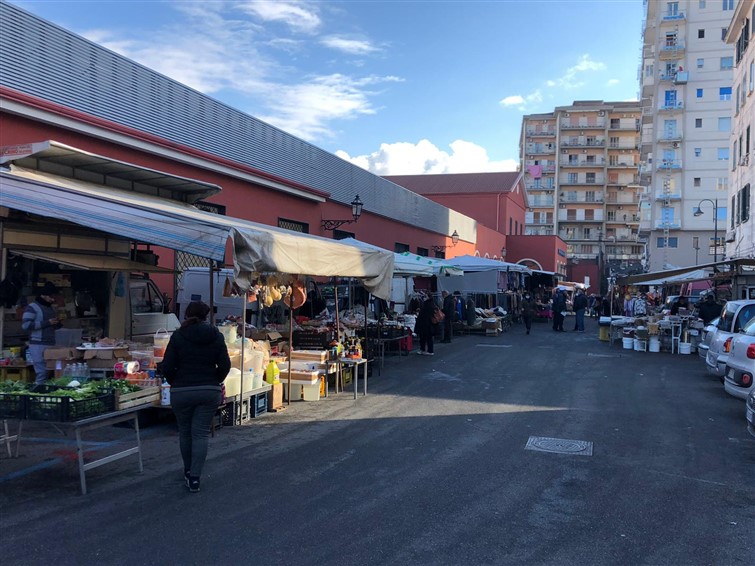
[529, 199, 555, 207]
[526, 145, 556, 155]
[654, 191, 682, 200]
[605, 196, 640, 205]
[655, 220, 681, 229]
[657, 159, 682, 170]
[607, 161, 637, 169]
[559, 194, 604, 204]
[559, 178, 605, 186]
[525, 184, 555, 191]
[608, 142, 640, 150]
[661, 11, 685, 21]
[659, 43, 685, 60]
[529, 219, 554, 226]
[659, 101, 684, 112]
[560, 159, 606, 167]
[606, 215, 641, 224]
[658, 133, 682, 143]
[543, 165, 556, 173]
[525, 129, 556, 137]
[607, 175, 640, 185]
[608, 122, 639, 131]
[658, 72, 676, 82]
[560, 121, 606, 130]
[560, 139, 606, 147]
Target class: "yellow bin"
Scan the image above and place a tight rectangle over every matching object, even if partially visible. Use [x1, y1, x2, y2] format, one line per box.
[599, 326, 610, 341]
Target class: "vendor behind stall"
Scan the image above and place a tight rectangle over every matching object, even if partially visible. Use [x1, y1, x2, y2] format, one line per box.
[21, 282, 61, 384]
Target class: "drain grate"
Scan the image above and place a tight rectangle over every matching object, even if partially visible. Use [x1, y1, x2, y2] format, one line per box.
[525, 436, 593, 456]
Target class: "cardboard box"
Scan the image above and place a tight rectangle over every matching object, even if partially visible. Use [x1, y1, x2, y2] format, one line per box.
[81, 348, 130, 361]
[44, 347, 83, 361]
[267, 382, 283, 410]
[250, 331, 283, 341]
[291, 349, 328, 363]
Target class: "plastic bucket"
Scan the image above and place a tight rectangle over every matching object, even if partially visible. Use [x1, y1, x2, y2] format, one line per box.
[153, 328, 171, 359]
[633, 338, 643, 351]
[679, 342, 691, 355]
[219, 325, 237, 346]
[622, 337, 634, 349]
[649, 337, 660, 352]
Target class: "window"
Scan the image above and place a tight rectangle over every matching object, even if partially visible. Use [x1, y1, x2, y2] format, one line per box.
[722, 28, 728, 40]
[716, 177, 728, 192]
[694, 178, 701, 187]
[567, 172, 578, 183]
[645, 64, 654, 77]
[750, 61, 754, 91]
[657, 237, 679, 248]
[719, 86, 732, 100]
[717, 148, 729, 160]
[698, 29, 705, 38]
[733, 141, 738, 170]
[722, 0, 733, 10]
[278, 218, 309, 233]
[394, 243, 410, 253]
[697, 58, 704, 68]
[721, 57, 733, 69]
[697, 88, 704, 98]
[741, 184, 751, 223]
[509, 217, 513, 234]
[586, 172, 596, 183]
[695, 118, 703, 128]
[732, 195, 737, 229]
[746, 126, 751, 154]
[416, 247, 429, 257]
[700, 0, 706, 7]
[695, 148, 702, 157]
[718, 117, 731, 131]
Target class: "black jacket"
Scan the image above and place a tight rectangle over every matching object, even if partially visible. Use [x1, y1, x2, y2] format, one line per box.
[160, 322, 231, 389]
[698, 300, 721, 324]
[416, 298, 436, 333]
[573, 293, 588, 311]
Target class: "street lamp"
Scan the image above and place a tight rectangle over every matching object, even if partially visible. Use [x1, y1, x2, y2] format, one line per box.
[692, 198, 718, 263]
[321, 195, 364, 231]
[431, 230, 459, 253]
[692, 236, 700, 266]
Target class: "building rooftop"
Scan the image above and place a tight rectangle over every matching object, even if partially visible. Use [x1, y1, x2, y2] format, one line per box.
[384, 171, 522, 195]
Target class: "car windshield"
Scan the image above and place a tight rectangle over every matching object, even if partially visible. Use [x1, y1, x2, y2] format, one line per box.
[744, 317, 755, 336]
[736, 305, 755, 333]
[718, 303, 738, 330]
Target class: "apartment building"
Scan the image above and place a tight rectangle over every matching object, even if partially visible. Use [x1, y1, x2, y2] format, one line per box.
[521, 101, 643, 289]
[724, 1, 754, 264]
[639, 0, 735, 271]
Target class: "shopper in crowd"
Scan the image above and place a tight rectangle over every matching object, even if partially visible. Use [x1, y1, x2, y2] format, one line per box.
[160, 301, 231, 493]
[552, 289, 567, 332]
[440, 290, 456, 343]
[697, 293, 721, 324]
[572, 289, 588, 332]
[591, 295, 603, 319]
[521, 292, 536, 335]
[623, 293, 635, 317]
[21, 282, 60, 384]
[416, 293, 436, 356]
[670, 295, 689, 316]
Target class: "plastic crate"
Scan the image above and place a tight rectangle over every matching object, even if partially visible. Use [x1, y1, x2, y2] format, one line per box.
[26, 391, 115, 422]
[0, 393, 27, 419]
[251, 391, 267, 417]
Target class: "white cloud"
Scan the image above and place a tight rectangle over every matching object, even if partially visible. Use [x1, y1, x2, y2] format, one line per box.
[336, 139, 518, 175]
[238, 1, 321, 34]
[607, 78, 620, 86]
[545, 54, 606, 89]
[499, 90, 542, 112]
[320, 35, 380, 55]
[259, 74, 403, 140]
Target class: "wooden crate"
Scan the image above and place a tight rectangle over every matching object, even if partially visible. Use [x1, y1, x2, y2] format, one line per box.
[0, 364, 35, 383]
[115, 386, 160, 410]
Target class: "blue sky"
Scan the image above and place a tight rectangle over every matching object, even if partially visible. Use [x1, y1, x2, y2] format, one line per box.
[14, 0, 644, 174]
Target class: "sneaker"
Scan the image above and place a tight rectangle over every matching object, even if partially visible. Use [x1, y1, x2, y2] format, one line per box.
[426, 352, 434, 356]
[188, 477, 200, 493]
[417, 350, 426, 355]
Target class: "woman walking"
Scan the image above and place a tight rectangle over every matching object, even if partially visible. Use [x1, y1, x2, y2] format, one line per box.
[521, 292, 536, 335]
[415, 294, 436, 356]
[160, 301, 231, 493]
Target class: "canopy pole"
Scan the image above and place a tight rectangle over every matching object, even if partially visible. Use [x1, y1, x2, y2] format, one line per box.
[287, 302, 293, 405]
[334, 282, 340, 343]
[209, 260, 215, 326]
[238, 295, 246, 425]
[0, 221, 6, 351]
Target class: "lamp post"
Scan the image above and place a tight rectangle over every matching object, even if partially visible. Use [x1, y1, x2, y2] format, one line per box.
[693, 198, 718, 299]
[692, 236, 700, 266]
[431, 230, 459, 255]
[321, 195, 364, 231]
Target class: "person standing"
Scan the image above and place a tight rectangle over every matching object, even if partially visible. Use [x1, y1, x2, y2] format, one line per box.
[415, 294, 435, 356]
[21, 282, 60, 384]
[160, 301, 231, 493]
[573, 289, 588, 332]
[552, 289, 567, 332]
[521, 292, 536, 335]
[697, 293, 721, 324]
[441, 290, 456, 343]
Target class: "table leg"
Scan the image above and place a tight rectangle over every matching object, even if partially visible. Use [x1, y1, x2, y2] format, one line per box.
[134, 414, 143, 474]
[353, 365, 358, 400]
[75, 428, 87, 495]
[363, 361, 367, 396]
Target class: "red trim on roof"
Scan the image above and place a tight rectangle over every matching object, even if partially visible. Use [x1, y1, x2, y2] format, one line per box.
[0, 86, 329, 199]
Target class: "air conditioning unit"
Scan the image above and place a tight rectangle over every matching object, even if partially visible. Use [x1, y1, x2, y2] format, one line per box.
[564, 113, 570, 117]
[598, 111, 605, 116]
[618, 206, 624, 210]
[583, 149, 588, 154]
[562, 149, 568, 154]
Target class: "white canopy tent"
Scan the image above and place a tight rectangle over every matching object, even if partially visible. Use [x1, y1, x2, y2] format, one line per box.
[438, 254, 532, 294]
[339, 238, 463, 277]
[445, 255, 532, 274]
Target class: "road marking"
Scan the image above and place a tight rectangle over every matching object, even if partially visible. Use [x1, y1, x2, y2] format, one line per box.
[646, 469, 727, 487]
[587, 353, 622, 358]
[475, 344, 512, 348]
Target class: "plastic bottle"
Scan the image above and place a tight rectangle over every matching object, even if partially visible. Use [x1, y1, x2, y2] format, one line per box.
[160, 379, 171, 406]
[265, 360, 280, 384]
[63, 364, 72, 379]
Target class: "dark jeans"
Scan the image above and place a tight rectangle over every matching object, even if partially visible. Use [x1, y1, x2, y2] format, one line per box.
[523, 315, 532, 333]
[418, 328, 434, 353]
[574, 309, 585, 331]
[553, 312, 564, 331]
[171, 387, 221, 478]
[442, 318, 453, 342]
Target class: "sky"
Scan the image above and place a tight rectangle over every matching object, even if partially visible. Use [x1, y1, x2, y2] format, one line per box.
[13, 0, 645, 175]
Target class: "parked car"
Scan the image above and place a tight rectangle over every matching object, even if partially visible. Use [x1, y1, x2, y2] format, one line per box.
[697, 317, 720, 361]
[705, 300, 755, 380]
[664, 295, 702, 312]
[724, 317, 755, 400]
[746, 388, 755, 439]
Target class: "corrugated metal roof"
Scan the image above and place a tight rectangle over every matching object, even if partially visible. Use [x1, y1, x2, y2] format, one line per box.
[384, 172, 522, 195]
[0, 2, 476, 240]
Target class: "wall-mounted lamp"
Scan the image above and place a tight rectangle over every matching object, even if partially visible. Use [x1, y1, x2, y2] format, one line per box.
[321, 195, 364, 231]
[431, 230, 459, 252]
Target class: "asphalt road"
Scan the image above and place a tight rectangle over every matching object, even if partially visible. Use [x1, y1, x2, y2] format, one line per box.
[2, 318, 754, 565]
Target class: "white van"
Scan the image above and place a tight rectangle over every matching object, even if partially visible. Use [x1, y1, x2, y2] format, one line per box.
[176, 267, 247, 324]
[128, 275, 181, 339]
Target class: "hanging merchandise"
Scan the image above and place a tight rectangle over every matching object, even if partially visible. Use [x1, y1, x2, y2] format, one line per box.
[223, 275, 233, 298]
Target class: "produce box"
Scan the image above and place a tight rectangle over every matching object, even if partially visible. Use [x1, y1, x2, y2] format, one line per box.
[290, 349, 328, 363]
[115, 386, 160, 410]
[267, 382, 283, 411]
[250, 331, 283, 341]
[26, 391, 115, 422]
[44, 347, 83, 361]
[281, 369, 321, 383]
[0, 393, 27, 419]
[80, 348, 130, 361]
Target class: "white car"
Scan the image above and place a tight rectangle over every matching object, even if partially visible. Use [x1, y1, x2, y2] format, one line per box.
[705, 300, 755, 380]
[746, 388, 755, 439]
[697, 317, 720, 361]
[724, 317, 755, 400]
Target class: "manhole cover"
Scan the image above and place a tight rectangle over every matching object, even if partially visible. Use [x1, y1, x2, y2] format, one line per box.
[525, 436, 593, 456]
